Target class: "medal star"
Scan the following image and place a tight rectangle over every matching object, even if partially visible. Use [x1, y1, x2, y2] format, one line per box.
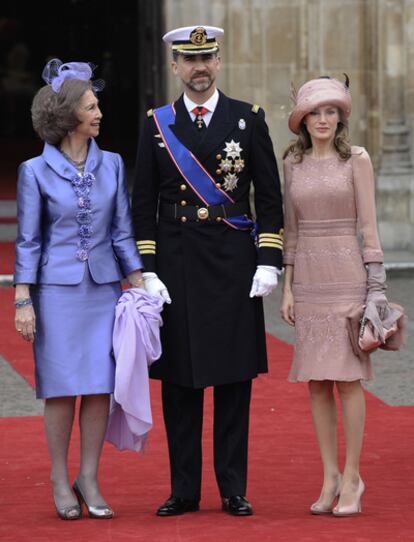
[223, 172, 239, 192]
[223, 140, 243, 159]
[220, 158, 233, 172]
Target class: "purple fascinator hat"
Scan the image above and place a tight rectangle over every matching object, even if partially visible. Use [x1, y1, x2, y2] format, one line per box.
[42, 58, 105, 93]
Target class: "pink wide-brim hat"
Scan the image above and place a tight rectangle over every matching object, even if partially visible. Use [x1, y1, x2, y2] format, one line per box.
[288, 77, 352, 135]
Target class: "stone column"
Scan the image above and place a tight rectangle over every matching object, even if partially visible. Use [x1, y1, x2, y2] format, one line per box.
[377, 0, 414, 250]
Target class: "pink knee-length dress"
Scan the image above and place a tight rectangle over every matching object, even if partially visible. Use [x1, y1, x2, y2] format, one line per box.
[283, 146, 384, 382]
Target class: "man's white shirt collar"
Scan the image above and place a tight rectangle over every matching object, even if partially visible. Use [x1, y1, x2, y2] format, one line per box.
[184, 89, 219, 126]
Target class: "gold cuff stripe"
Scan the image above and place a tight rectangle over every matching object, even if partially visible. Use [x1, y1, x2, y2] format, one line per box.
[139, 249, 156, 255]
[259, 235, 283, 241]
[259, 242, 283, 249]
[137, 240, 156, 246]
[137, 243, 156, 249]
[259, 233, 283, 240]
[258, 239, 283, 245]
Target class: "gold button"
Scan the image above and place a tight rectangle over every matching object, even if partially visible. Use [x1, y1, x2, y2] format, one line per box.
[216, 168, 222, 175]
[180, 200, 187, 206]
[197, 207, 209, 220]
[180, 184, 187, 191]
[216, 216, 222, 222]
[216, 182, 222, 189]
[216, 154, 222, 160]
[181, 216, 187, 223]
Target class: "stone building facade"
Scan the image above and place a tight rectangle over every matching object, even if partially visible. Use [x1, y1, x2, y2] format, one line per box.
[163, 0, 414, 251]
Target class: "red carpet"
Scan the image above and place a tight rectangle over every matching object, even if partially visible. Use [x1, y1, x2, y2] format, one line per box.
[0, 242, 15, 275]
[1, 286, 413, 542]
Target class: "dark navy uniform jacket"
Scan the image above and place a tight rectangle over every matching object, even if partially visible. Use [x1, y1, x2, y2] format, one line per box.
[132, 91, 283, 388]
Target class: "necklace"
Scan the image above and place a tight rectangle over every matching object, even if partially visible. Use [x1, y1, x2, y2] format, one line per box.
[60, 148, 87, 171]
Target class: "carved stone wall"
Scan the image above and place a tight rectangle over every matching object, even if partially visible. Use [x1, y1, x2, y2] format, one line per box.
[163, 0, 414, 250]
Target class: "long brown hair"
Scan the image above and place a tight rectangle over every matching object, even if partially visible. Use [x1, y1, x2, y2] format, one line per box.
[283, 115, 352, 163]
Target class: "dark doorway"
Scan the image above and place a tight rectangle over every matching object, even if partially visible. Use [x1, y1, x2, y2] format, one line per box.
[0, 0, 165, 193]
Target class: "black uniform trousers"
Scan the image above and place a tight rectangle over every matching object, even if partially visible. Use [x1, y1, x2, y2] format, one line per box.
[162, 379, 252, 501]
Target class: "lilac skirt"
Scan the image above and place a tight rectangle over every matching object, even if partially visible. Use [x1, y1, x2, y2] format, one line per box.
[32, 266, 121, 399]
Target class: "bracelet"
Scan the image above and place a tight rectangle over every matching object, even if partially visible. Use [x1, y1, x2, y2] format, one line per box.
[14, 297, 33, 309]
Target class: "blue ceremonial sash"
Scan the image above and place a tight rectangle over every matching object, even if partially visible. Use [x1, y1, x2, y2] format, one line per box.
[153, 103, 254, 231]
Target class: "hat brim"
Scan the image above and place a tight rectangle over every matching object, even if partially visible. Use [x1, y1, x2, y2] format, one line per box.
[288, 95, 352, 135]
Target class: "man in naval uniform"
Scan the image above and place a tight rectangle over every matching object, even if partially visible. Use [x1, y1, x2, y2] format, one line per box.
[132, 25, 283, 517]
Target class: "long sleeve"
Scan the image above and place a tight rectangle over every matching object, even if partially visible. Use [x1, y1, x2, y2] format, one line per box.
[14, 163, 43, 284]
[131, 115, 160, 272]
[282, 156, 298, 266]
[111, 154, 143, 275]
[250, 108, 284, 268]
[352, 148, 383, 263]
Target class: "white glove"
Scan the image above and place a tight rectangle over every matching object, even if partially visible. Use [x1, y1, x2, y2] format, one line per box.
[142, 272, 172, 304]
[249, 265, 281, 298]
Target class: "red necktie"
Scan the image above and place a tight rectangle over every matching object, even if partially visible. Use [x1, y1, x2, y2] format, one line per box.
[191, 106, 209, 130]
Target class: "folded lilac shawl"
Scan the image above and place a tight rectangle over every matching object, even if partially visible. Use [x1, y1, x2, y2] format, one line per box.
[105, 288, 163, 452]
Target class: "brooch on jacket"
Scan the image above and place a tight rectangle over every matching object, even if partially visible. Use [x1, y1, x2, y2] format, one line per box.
[70, 172, 95, 261]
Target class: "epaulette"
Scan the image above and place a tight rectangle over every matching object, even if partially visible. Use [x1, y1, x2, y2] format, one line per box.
[147, 108, 154, 118]
[251, 104, 260, 114]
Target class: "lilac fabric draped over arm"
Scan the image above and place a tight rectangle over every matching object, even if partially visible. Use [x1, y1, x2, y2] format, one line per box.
[105, 288, 163, 452]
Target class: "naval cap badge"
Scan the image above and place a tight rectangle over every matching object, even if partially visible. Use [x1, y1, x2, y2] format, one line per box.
[190, 27, 207, 45]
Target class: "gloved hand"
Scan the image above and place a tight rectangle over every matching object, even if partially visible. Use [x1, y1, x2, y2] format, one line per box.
[249, 265, 281, 298]
[365, 262, 388, 317]
[142, 272, 172, 304]
[363, 262, 388, 340]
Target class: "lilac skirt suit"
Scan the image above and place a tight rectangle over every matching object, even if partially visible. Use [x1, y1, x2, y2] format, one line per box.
[14, 140, 142, 398]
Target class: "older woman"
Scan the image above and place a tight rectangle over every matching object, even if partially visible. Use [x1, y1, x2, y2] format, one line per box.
[14, 59, 143, 520]
[280, 76, 388, 516]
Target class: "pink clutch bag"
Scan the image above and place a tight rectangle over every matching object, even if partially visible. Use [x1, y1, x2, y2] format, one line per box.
[358, 318, 398, 352]
[346, 302, 406, 360]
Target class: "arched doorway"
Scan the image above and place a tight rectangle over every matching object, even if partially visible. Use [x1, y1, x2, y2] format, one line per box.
[0, 0, 165, 197]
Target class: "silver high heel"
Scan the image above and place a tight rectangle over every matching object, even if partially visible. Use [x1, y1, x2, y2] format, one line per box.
[332, 478, 365, 517]
[310, 476, 341, 515]
[55, 502, 82, 520]
[73, 479, 114, 519]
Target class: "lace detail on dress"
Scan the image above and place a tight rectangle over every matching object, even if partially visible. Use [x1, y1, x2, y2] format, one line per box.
[293, 282, 366, 303]
[295, 313, 347, 344]
[295, 246, 360, 261]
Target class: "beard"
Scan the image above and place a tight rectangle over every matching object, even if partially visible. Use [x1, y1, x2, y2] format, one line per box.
[186, 73, 214, 92]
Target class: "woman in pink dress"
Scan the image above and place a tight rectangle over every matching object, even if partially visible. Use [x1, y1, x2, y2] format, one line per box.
[280, 76, 388, 516]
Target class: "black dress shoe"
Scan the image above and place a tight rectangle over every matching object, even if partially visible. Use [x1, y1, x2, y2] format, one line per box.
[156, 496, 200, 516]
[222, 496, 253, 516]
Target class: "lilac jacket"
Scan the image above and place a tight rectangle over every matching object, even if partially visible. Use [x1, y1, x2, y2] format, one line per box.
[14, 139, 142, 285]
[106, 288, 163, 452]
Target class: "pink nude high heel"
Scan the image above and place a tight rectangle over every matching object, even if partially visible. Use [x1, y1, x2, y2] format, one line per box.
[332, 478, 365, 517]
[310, 477, 341, 515]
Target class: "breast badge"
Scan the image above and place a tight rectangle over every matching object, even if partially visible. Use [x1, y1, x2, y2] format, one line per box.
[217, 140, 245, 192]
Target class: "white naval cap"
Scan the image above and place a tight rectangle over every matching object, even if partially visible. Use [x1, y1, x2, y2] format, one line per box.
[162, 25, 224, 55]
